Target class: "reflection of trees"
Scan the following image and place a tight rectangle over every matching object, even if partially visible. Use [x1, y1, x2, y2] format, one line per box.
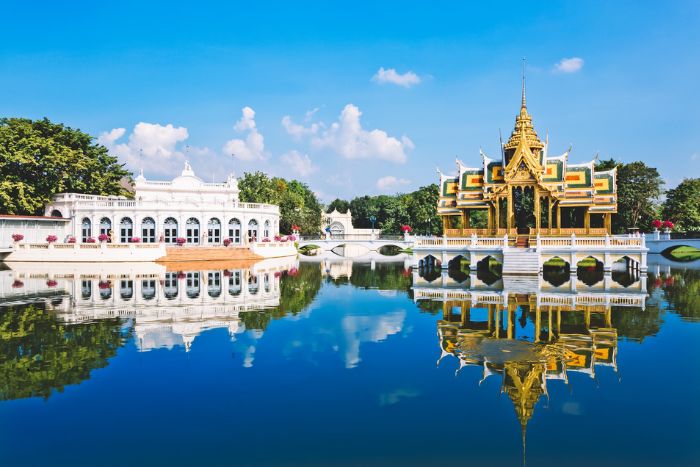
[0, 304, 128, 401]
[610, 304, 662, 342]
[662, 269, 700, 320]
[240, 264, 322, 331]
[349, 263, 412, 291]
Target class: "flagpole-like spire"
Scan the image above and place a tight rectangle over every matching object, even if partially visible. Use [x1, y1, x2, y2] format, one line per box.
[521, 57, 527, 109]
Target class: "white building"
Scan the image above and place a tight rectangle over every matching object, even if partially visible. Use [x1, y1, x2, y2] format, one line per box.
[322, 209, 374, 238]
[45, 162, 280, 245]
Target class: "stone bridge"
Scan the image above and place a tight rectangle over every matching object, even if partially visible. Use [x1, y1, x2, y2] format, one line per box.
[645, 232, 700, 254]
[298, 235, 413, 258]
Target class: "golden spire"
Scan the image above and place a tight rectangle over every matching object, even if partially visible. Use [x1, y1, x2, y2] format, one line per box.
[521, 57, 527, 111]
[504, 59, 544, 155]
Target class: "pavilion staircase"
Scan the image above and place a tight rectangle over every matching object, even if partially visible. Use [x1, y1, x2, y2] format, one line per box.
[502, 240, 540, 275]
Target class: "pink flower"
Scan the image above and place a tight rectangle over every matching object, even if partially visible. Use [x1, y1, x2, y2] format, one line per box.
[11, 280, 24, 288]
[262, 238, 271, 242]
[46, 234, 58, 243]
[86, 237, 96, 243]
[46, 279, 58, 287]
[98, 280, 111, 289]
[11, 233, 24, 242]
[98, 233, 110, 242]
[223, 269, 232, 277]
[67, 236, 76, 243]
[176, 237, 186, 246]
[130, 237, 141, 243]
[223, 238, 232, 247]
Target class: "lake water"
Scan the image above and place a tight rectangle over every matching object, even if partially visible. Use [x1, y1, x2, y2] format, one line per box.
[1, 256, 699, 466]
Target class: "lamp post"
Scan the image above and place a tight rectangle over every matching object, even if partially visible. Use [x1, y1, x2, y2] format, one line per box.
[370, 215, 377, 240]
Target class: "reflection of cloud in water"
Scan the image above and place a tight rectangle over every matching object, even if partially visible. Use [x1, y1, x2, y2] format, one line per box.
[562, 402, 583, 416]
[342, 310, 406, 368]
[376, 290, 398, 297]
[379, 387, 421, 406]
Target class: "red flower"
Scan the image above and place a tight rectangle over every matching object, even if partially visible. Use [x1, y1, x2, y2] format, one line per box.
[46, 235, 58, 243]
[223, 238, 232, 246]
[11, 280, 24, 288]
[98, 233, 110, 242]
[223, 269, 232, 277]
[86, 237, 96, 243]
[652, 219, 662, 229]
[177, 271, 186, 279]
[401, 225, 413, 233]
[662, 220, 674, 230]
[291, 224, 300, 231]
[288, 267, 298, 276]
[98, 280, 111, 289]
[67, 236, 77, 243]
[46, 279, 58, 287]
[11, 234, 24, 242]
[130, 237, 141, 243]
[274, 271, 282, 278]
[176, 237, 186, 246]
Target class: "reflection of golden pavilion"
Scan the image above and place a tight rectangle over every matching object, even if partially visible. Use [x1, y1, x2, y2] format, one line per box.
[436, 294, 619, 438]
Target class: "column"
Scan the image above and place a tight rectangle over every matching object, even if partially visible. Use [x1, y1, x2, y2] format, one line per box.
[584, 208, 591, 234]
[547, 198, 552, 233]
[534, 189, 541, 234]
[507, 188, 513, 231]
[463, 210, 470, 230]
[605, 213, 612, 234]
[495, 198, 500, 232]
[535, 306, 541, 342]
[556, 204, 561, 231]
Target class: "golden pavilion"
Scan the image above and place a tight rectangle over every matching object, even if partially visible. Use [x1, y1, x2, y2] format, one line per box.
[437, 77, 618, 237]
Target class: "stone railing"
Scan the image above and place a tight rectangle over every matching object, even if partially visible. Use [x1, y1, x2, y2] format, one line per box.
[414, 236, 507, 249]
[6, 242, 166, 262]
[537, 234, 644, 249]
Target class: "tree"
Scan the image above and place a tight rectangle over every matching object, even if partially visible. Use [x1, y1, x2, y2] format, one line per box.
[0, 118, 131, 215]
[326, 198, 350, 213]
[663, 178, 700, 232]
[595, 160, 664, 234]
[238, 172, 321, 235]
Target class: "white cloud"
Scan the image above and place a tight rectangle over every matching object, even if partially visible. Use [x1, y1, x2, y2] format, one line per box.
[98, 122, 190, 175]
[372, 67, 421, 88]
[282, 115, 320, 141]
[280, 150, 318, 177]
[554, 57, 584, 73]
[292, 104, 413, 163]
[692, 153, 698, 161]
[223, 106, 266, 161]
[376, 175, 410, 191]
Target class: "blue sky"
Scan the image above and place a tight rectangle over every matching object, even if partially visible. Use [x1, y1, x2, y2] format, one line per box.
[2, 1, 699, 201]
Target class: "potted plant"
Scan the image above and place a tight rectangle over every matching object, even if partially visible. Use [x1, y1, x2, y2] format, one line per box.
[11, 279, 24, 288]
[223, 269, 232, 277]
[67, 236, 77, 243]
[98, 280, 111, 289]
[176, 237, 186, 246]
[130, 237, 141, 243]
[86, 237, 96, 243]
[662, 220, 674, 233]
[46, 234, 58, 243]
[651, 219, 662, 231]
[11, 233, 24, 242]
[176, 271, 186, 279]
[98, 233, 110, 243]
[46, 279, 58, 287]
[262, 237, 271, 242]
[223, 238, 232, 247]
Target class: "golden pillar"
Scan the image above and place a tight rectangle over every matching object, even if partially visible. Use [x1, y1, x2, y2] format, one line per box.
[584, 207, 591, 233]
[442, 216, 449, 234]
[463, 209, 470, 230]
[547, 198, 552, 232]
[535, 306, 541, 343]
[534, 189, 541, 233]
[495, 198, 500, 232]
[605, 213, 612, 234]
[556, 203, 561, 230]
[507, 187, 513, 231]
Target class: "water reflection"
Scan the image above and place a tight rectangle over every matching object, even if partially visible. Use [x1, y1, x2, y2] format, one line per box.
[0, 256, 699, 465]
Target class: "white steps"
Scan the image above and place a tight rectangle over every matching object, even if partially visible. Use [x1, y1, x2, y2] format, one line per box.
[502, 248, 540, 275]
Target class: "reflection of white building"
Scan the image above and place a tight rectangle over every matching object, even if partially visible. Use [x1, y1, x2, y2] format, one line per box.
[44, 162, 280, 245]
[322, 209, 374, 238]
[0, 257, 296, 353]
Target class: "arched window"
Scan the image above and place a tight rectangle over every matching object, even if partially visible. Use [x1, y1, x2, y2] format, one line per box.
[263, 220, 270, 239]
[81, 218, 92, 242]
[228, 218, 242, 244]
[81, 280, 92, 300]
[120, 280, 133, 299]
[186, 218, 200, 244]
[99, 217, 112, 239]
[207, 218, 221, 244]
[164, 272, 178, 299]
[248, 274, 259, 295]
[186, 272, 200, 298]
[228, 271, 242, 296]
[141, 217, 156, 243]
[164, 218, 178, 244]
[120, 217, 133, 243]
[207, 272, 221, 298]
[247, 219, 259, 242]
[50, 209, 63, 218]
[141, 279, 156, 300]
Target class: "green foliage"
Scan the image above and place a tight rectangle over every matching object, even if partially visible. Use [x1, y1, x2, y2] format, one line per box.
[239, 263, 322, 330]
[0, 118, 131, 215]
[238, 172, 322, 234]
[331, 184, 440, 235]
[662, 269, 700, 320]
[326, 198, 350, 213]
[663, 178, 700, 232]
[0, 303, 128, 401]
[596, 159, 664, 233]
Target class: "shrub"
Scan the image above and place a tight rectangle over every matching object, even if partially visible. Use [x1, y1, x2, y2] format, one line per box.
[98, 233, 110, 242]
[11, 280, 24, 288]
[98, 280, 111, 289]
[223, 269, 232, 277]
[46, 235, 58, 243]
[262, 238, 271, 242]
[67, 236, 76, 243]
[11, 233, 24, 242]
[223, 238, 232, 247]
[85, 237, 96, 243]
[46, 279, 58, 287]
[176, 237, 186, 246]
[130, 237, 141, 243]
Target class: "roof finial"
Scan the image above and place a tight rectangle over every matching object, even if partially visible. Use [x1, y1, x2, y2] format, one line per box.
[521, 57, 527, 109]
